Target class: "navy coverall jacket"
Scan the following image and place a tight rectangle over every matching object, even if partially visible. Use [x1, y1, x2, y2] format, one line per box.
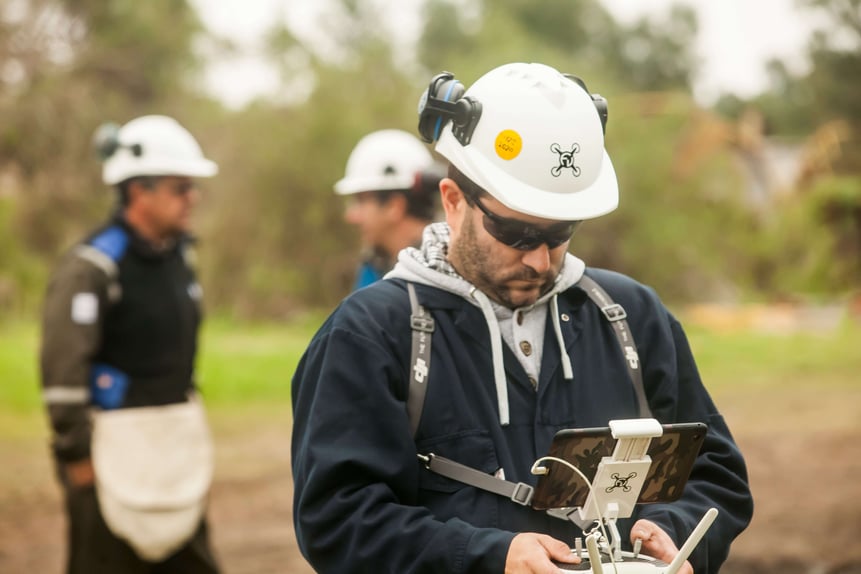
[291, 268, 752, 573]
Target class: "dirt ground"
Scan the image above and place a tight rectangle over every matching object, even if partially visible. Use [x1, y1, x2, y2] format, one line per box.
[2, 384, 859, 574]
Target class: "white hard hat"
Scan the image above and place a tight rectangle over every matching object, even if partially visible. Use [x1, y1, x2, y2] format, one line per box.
[98, 115, 218, 185]
[334, 129, 434, 195]
[430, 63, 618, 220]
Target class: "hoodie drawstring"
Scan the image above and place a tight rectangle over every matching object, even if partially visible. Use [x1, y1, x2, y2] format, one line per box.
[550, 294, 574, 380]
[470, 288, 510, 426]
[550, 295, 574, 381]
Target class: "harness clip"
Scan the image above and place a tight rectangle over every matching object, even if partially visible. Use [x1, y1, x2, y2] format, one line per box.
[510, 482, 534, 506]
[410, 314, 435, 333]
[601, 303, 627, 322]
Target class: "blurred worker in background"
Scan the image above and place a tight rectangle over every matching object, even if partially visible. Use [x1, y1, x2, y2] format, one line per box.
[334, 129, 444, 290]
[39, 115, 221, 573]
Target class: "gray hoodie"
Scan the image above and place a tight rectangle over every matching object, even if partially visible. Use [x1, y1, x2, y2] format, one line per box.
[386, 222, 585, 426]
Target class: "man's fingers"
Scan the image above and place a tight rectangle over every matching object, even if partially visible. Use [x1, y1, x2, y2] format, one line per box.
[539, 535, 580, 564]
[630, 519, 692, 573]
[506, 533, 581, 573]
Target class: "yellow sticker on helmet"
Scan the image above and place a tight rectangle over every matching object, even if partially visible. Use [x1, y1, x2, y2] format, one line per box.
[495, 130, 522, 160]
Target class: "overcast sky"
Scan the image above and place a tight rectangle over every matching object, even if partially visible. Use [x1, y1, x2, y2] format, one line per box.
[190, 0, 819, 109]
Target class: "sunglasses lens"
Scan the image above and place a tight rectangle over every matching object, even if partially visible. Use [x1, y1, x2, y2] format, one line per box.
[470, 195, 579, 250]
[482, 219, 523, 248]
[482, 217, 575, 251]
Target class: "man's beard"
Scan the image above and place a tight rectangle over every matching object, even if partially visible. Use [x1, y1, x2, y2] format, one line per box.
[449, 215, 553, 309]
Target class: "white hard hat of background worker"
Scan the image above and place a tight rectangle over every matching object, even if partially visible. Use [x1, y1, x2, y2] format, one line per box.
[416, 62, 618, 221]
[335, 128, 443, 233]
[334, 129, 436, 196]
[334, 129, 443, 290]
[94, 115, 218, 185]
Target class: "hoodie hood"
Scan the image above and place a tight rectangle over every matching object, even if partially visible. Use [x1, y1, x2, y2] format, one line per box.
[386, 222, 585, 426]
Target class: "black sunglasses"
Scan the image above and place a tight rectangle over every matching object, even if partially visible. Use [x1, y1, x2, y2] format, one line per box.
[470, 195, 581, 251]
[158, 178, 197, 196]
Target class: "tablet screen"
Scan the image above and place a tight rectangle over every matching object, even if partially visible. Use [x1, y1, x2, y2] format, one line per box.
[530, 422, 707, 510]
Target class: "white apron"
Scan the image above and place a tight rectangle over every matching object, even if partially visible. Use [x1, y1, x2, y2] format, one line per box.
[91, 398, 214, 561]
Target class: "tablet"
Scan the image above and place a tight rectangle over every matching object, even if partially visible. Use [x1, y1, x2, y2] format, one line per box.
[530, 422, 707, 510]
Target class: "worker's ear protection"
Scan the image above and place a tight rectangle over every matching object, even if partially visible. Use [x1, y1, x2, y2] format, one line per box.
[93, 122, 143, 160]
[417, 71, 609, 146]
[417, 72, 483, 146]
[562, 73, 609, 134]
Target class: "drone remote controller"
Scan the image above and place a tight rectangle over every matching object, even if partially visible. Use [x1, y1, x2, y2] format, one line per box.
[553, 507, 718, 574]
[532, 419, 719, 574]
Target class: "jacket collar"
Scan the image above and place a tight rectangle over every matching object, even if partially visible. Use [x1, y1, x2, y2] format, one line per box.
[111, 212, 193, 261]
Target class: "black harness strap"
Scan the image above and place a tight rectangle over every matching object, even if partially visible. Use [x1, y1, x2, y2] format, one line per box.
[576, 275, 652, 419]
[418, 453, 534, 506]
[407, 283, 434, 437]
[407, 276, 654, 511]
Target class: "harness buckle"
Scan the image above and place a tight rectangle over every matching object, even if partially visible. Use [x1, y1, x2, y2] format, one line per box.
[601, 303, 627, 322]
[410, 314, 435, 333]
[510, 482, 534, 506]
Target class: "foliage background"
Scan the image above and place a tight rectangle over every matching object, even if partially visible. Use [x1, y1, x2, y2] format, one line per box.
[0, 0, 859, 318]
[1, 3, 859, 572]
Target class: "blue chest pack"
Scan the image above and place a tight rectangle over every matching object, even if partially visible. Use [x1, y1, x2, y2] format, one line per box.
[80, 225, 131, 410]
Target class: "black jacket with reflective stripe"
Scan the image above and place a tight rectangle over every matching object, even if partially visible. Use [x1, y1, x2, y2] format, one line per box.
[40, 216, 201, 462]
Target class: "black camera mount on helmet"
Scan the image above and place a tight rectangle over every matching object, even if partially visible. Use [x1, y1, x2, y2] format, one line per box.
[417, 72, 483, 146]
[562, 74, 608, 134]
[417, 70, 609, 148]
[93, 122, 143, 160]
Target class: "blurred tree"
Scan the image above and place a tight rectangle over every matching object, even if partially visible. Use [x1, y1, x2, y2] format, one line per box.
[0, 0, 210, 311]
[418, 0, 697, 92]
[0, 0, 206, 249]
[720, 0, 860, 144]
[418, 0, 480, 74]
[710, 0, 861, 298]
[2, 0, 853, 318]
[197, 0, 425, 314]
[600, 4, 699, 91]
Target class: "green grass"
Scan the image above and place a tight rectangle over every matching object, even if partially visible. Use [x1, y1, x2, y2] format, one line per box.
[683, 319, 861, 392]
[0, 319, 41, 412]
[0, 313, 326, 438]
[0, 313, 327, 410]
[1, 312, 858, 438]
[196, 314, 325, 406]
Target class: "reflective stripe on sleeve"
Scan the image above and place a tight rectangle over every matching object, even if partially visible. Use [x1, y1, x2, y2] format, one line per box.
[75, 245, 118, 277]
[43, 386, 90, 405]
[74, 245, 122, 302]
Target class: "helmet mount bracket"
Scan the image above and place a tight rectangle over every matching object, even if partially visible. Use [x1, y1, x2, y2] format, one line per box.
[418, 71, 483, 146]
[418, 70, 608, 148]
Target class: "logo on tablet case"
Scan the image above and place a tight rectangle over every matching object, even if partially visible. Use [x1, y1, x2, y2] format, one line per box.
[605, 472, 638, 493]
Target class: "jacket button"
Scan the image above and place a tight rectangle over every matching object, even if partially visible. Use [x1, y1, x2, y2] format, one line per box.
[519, 341, 532, 356]
[528, 376, 538, 390]
[561, 313, 570, 322]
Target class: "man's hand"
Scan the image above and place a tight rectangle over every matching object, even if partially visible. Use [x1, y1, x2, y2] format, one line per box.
[505, 532, 580, 574]
[631, 519, 693, 574]
[65, 458, 95, 488]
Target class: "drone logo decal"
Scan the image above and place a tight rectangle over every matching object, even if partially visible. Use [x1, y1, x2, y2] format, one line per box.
[550, 143, 581, 177]
[605, 472, 638, 493]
